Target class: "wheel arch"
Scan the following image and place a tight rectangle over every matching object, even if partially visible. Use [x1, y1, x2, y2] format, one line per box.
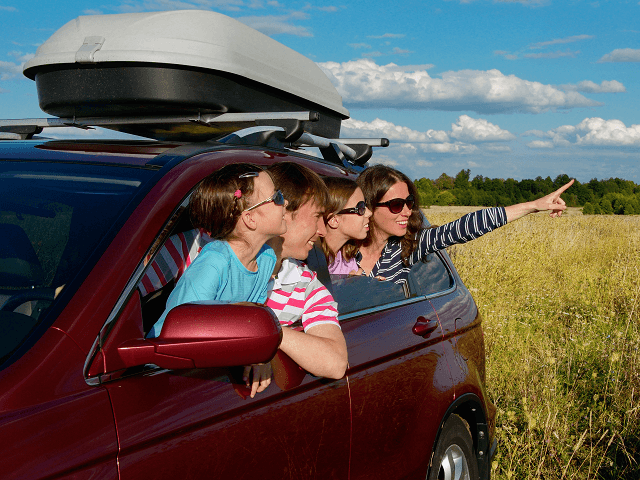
[428, 393, 492, 480]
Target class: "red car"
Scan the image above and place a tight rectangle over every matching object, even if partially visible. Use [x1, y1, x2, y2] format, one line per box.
[0, 136, 495, 480]
[1, 10, 495, 479]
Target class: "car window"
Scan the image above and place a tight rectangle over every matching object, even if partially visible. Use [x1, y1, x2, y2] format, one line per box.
[305, 245, 407, 316]
[0, 162, 152, 367]
[329, 274, 406, 315]
[407, 253, 453, 297]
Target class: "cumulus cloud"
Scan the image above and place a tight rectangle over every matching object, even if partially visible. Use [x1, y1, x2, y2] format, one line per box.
[597, 48, 640, 63]
[0, 6, 18, 11]
[524, 118, 640, 148]
[559, 80, 626, 93]
[342, 118, 451, 143]
[450, 115, 516, 142]
[341, 116, 513, 157]
[318, 59, 601, 114]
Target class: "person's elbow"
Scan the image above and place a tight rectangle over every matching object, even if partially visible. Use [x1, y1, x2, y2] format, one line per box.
[324, 347, 348, 379]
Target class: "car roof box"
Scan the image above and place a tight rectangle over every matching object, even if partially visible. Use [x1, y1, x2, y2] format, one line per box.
[23, 10, 349, 141]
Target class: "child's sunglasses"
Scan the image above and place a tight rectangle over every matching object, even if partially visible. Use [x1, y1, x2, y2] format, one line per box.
[375, 195, 415, 214]
[337, 201, 367, 216]
[244, 190, 285, 211]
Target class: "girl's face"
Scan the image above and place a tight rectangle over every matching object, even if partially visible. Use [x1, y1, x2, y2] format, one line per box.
[337, 187, 372, 240]
[371, 181, 412, 241]
[249, 171, 287, 236]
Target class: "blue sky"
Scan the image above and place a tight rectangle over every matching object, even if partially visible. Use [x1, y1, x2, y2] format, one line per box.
[1, 0, 639, 182]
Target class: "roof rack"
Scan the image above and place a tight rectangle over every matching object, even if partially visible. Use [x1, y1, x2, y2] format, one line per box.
[0, 111, 389, 168]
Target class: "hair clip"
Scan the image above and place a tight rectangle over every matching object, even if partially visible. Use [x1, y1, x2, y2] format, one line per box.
[234, 189, 242, 198]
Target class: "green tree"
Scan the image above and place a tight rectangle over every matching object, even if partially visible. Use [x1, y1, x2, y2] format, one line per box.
[434, 173, 455, 190]
[582, 202, 594, 215]
[454, 169, 471, 189]
[435, 191, 456, 206]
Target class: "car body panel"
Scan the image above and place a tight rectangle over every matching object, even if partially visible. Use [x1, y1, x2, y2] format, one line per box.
[342, 300, 455, 480]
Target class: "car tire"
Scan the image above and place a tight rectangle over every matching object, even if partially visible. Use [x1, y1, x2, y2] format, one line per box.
[427, 414, 479, 480]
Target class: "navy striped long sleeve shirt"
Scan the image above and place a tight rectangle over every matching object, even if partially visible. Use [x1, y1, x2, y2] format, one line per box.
[356, 207, 508, 284]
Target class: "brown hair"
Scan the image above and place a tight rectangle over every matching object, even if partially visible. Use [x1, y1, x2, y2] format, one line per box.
[321, 177, 360, 263]
[357, 164, 423, 265]
[267, 161, 328, 213]
[189, 163, 263, 240]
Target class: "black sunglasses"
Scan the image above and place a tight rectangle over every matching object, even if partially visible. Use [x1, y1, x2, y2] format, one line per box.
[375, 195, 415, 214]
[337, 200, 367, 216]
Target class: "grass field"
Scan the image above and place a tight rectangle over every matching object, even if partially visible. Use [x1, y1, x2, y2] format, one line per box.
[423, 207, 640, 480]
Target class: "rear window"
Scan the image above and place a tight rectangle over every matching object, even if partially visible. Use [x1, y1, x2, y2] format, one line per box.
[0, 161, 154, 365]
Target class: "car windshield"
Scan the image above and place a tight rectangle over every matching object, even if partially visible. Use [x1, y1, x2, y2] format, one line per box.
[0, 161, 154, 366]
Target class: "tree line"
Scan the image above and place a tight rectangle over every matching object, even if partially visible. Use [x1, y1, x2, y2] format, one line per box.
[414, 169, 640, 215]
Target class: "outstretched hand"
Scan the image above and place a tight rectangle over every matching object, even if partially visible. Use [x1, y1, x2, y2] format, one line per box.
[532, 179, 574, 218]
[504, 179, 574, 223]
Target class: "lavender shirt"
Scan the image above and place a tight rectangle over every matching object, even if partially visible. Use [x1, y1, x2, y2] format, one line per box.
[328, 250, 359, 275]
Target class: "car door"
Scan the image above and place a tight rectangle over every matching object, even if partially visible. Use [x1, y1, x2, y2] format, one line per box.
[326, 257, 456, 480]
[91, 216, 351, 480]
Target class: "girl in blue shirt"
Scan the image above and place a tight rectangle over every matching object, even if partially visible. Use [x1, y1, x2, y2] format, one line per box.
[148, 163, 287, 338]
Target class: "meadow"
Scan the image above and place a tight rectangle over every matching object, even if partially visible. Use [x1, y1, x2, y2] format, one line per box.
[424, 207, 640, 480]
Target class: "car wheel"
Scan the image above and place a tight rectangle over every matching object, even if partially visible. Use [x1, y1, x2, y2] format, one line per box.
[427, 414, 479, 480]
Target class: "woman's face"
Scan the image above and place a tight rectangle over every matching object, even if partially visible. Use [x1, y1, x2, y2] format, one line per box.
[371, 181, 412, 241]
[337, 187, 372, 240]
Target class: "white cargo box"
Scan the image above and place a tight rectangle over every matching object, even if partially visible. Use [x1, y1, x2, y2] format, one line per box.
[23, 10, 349, 140]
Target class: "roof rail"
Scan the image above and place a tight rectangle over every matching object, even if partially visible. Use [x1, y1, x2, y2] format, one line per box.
[0, 111, 389, 168]
[0, 111, 319, 142]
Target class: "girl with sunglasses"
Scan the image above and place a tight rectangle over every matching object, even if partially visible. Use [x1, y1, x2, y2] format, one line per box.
[327, 164, 573, 285]
[321, 177, 372, 276]
[148, 163, 287, 338]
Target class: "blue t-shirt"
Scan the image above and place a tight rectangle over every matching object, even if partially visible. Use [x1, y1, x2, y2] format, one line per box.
[147, 240, 276, 338]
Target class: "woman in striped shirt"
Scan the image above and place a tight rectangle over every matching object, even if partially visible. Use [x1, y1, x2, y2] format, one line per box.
[326, 165, 573, 285]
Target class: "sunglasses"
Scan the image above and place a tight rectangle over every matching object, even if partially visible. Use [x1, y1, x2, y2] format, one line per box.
[375, 194, 415, 214]
[244, 190, 285, 212]
[337, 200, 367, 216]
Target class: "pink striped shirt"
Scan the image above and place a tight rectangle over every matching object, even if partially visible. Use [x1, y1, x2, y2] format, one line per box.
[266, 258, 340, 332]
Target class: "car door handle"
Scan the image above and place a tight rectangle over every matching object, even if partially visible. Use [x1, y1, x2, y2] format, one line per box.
[412, 317, 439, 337]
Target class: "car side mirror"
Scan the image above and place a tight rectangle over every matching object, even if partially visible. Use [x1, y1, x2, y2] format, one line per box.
[117, 303, 282, 370]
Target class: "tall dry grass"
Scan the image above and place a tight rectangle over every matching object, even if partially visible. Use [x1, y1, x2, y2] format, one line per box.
[424, 208, 640, 479]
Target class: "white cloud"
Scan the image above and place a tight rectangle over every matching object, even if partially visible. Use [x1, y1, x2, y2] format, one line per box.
[527, 118, 640, 148]
[527, 140, 554, 149]
[450, 115, 515, 142]
[575, 118, 640, 146]
[341, 116, 512, 158]
[597, 48, 640, 63]
[0, 60, 23, 81]
[559, 80, 626, 93]
[529, 34, 594, 50]
[342, 118, 450, 143]
[319, 59, 601, 114]
[238, 12, 312, 36]
[0, 6, 18, 11]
